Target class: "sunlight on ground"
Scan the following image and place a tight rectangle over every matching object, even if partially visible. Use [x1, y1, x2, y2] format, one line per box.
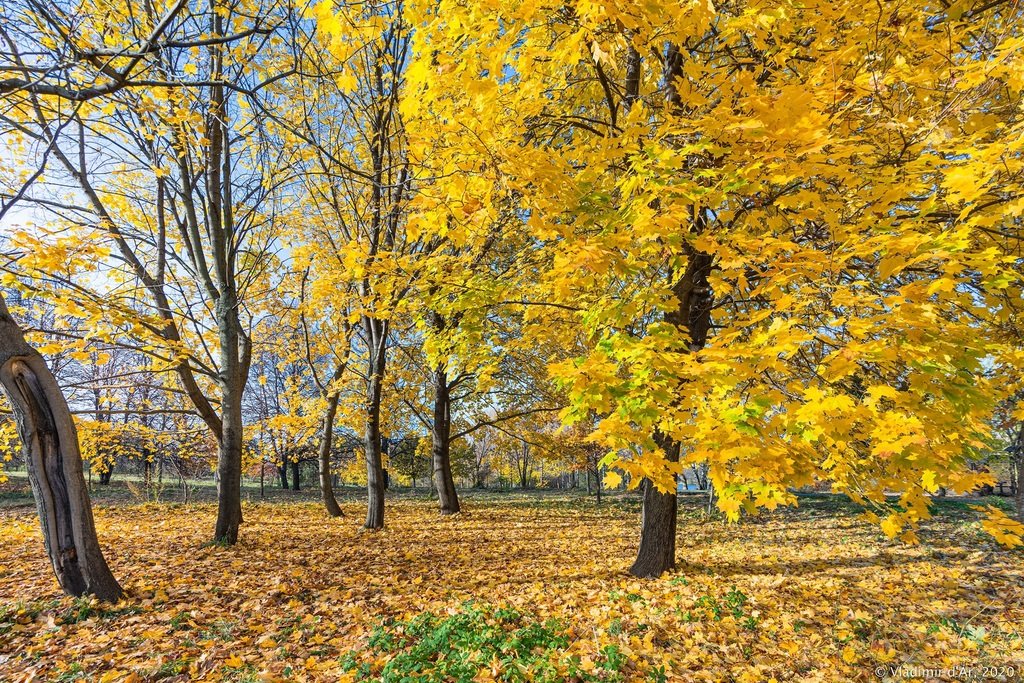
[0, 497, 1021, 682]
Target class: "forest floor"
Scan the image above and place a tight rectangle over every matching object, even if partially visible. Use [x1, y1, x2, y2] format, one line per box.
[0, 487, 1021, 682]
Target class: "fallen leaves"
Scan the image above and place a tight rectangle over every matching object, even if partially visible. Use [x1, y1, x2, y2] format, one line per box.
[0, 495, 1021, 681]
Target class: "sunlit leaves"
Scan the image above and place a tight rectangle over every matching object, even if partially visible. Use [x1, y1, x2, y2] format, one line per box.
[0, 497, 1021, 680]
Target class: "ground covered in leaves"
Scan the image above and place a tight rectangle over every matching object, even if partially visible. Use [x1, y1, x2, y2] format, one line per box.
[0, 493, 1021, 682]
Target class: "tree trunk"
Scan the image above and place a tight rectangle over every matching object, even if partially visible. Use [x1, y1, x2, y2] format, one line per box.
[206, 7, 248, 546]
[432, 364, 460, 515]
[213, 299, 245, 545]
[214, 404, 243, 544]
[363, 342, 386, 529]
[629, 236, 713, 577]
[0, 296, 122, 601]
[517, 442, 530, 489]
[630, 432, 679, 578]
[99, 466, 113, 485]
[1013, 424, 1023, 523]
[318, 392, 343, 517]
[279, 462, 289, 489]
[290, 458, 300, 491]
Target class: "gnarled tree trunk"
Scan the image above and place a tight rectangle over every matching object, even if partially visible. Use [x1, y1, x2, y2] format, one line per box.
[0, 296, 122, 601]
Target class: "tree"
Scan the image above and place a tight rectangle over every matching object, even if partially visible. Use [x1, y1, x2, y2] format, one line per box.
[1, 0, 299, 543]
[399, 0, 1024, 576]
[0, 293, 121, 600]
[302, 0, 425, 529]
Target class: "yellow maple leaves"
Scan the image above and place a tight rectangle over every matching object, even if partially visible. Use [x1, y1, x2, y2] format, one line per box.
[973, 506, 1024, 549]
[1, 496, 1021, 681]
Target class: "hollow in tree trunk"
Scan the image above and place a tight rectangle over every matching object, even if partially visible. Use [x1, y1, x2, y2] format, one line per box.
[0, 296, 122, 601]
[432, 364, 460, 515]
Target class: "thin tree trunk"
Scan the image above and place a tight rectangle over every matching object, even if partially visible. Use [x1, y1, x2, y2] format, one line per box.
[518, 442, 530, 489]
[318, 392, 343, 517]
[363, 340, 386, 529]
[1013, 423, 1023, 522]
[432, 363, 460, 514]
[0, 296, 122, 601]
[213, 300, 244, 544]
[207, 1, 248, 546]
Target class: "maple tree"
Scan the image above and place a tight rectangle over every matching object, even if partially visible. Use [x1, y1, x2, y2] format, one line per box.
[394, 0, 1024, 575]
[286, 1, 422, 529]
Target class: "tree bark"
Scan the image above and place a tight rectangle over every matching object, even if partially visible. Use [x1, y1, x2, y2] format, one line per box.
[627, 40, 715, 578]
[363, 336, 386, 529]
[630, 432, 679, 578]
[290, 458, 300, 491]
[630, 247, 713, 577]
[0, 296, 122, 601]
[1013, 423, 1023, 522]
[318, 392, 343, 517]
[213, 297, 245, 544]
[432, 364, 460, 515]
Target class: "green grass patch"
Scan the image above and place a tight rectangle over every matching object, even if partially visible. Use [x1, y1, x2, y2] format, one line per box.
[340, 602, 626, 682]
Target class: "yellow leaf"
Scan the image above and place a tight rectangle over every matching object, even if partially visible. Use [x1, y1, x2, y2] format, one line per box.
[880, 514, 902, 539]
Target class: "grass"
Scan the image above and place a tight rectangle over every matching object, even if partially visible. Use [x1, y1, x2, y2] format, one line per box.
[339, 602, 621, 683]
